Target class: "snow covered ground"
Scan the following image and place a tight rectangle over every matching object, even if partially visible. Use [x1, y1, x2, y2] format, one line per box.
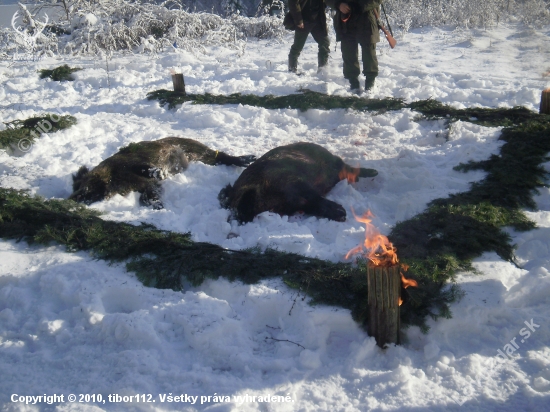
[1, 20, 550, 411]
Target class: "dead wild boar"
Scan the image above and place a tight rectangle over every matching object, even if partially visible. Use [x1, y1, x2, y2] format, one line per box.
[70, 137, 256, 209]
[219, 142, 377, 222]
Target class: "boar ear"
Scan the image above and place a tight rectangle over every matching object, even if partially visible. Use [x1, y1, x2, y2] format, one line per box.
[72, 166, 90, 191]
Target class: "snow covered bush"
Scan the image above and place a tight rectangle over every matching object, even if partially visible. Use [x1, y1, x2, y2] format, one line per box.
[2, 0, 286, 57]
[231, 13, 286, 39]
[384, 0, 550, 32]
[517, 0, 550, 26]
[222, 0, 249, 17]
[0, 30, 16, 59]
[2, 0, 547, 58]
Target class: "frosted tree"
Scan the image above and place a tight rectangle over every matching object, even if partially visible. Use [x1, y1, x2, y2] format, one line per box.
[256, 0, 286, 16]
[383, 0, 550, 31]
[23, 0, 89, 21]
[222, 0, 248, 16]
[3, 0, 548, 59]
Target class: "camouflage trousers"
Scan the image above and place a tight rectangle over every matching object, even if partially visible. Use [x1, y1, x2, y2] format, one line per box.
[339, 31, 378, 82]
[289, 20, 330, 70]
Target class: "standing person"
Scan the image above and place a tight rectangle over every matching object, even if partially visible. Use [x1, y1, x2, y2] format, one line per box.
[327, 0, 383, 93]
[288, 0, 330, 74]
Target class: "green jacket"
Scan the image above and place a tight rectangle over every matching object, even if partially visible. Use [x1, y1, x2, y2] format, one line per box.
[326, 0, 382, 43]
[289, 0, 327, 28]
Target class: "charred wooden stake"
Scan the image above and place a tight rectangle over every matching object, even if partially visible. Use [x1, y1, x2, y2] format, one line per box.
[367, 263, 400, 347]
[541, 88, 550, 115]
[172, 73, 186, 95]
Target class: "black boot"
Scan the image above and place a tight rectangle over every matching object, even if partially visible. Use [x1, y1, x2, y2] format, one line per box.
[317, 53, 328, 73]
[349, 77, 362, 94]
[288, 54, 298, 73]
[365, 74, 377, 91]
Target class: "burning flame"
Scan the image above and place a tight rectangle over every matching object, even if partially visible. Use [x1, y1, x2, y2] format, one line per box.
[345, 210, 398, 266]
[398, 266, 418, 306]
[401, 271, 418, 289]
[346, 210, 418, 306]
[338, 166, 360, 184]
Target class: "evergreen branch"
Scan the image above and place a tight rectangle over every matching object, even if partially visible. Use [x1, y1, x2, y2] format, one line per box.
[39, 64, 82, 81]
[0, 187, 457, 332]
[146, 89, 550, 130]
[146, 89, 405, 112]
[390, 116, 550, 329]
[2, 108, 549, 333]
[0, 114, 77, 152]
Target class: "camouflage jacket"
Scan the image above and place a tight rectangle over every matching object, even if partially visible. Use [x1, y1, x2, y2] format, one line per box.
[326, 0, 383, 43]
[288, 0, 327, 28]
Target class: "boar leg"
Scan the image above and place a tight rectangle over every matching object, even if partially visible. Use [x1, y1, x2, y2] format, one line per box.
[216, 152, 256, 167]
[139, 181, 164, 210]
[283, 181, 346, 222]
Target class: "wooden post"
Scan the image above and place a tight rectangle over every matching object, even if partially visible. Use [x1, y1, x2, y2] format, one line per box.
[367, 263, 401, 347]
[172, 73, 186, 95]
[541, 88, 550, 115]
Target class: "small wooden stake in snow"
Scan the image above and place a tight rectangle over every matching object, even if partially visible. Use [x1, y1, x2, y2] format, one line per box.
[540, 88, 550, 115]
[172, 73, 186, 95]
[367, 263, 400, 347]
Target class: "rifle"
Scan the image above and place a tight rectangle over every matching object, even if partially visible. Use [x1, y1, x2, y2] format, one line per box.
[382, 3, 394, 37]
[373, 7, 396, 49]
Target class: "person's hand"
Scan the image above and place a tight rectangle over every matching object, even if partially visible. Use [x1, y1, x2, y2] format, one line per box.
[339, 3, 351, 13]
[297, 22, 304, 29]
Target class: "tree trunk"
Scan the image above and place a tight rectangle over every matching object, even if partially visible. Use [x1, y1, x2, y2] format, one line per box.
[367, 263, 401, 348]
[172, 74, 186, 95]
[61, 0, 70, 21]
[540, 88, 550, 115]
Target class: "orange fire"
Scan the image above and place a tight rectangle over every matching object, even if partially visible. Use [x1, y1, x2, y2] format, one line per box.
[345, 210, 398, 266]
[346, 210, 418, 305]
[338, 166, 360, 184]
[401, 271, 418, 289]
[398, 267, 419, 306]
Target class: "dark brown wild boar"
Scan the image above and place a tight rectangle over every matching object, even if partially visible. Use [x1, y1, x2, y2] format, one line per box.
[70, 137, 255, 209]
[219, 142, 377, 222]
